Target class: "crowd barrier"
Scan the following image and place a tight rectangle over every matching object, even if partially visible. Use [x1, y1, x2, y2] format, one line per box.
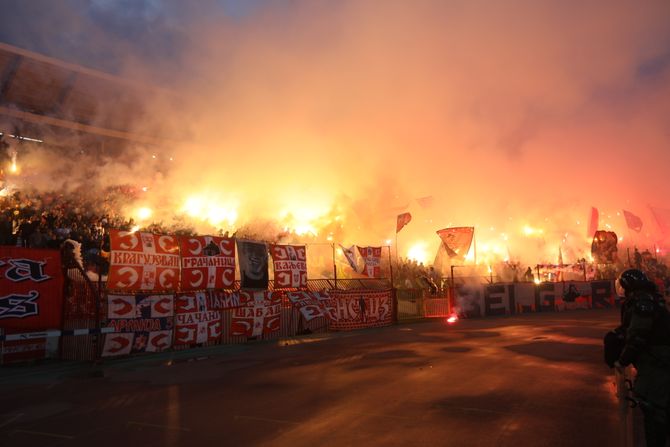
[1, 247, 618, 364]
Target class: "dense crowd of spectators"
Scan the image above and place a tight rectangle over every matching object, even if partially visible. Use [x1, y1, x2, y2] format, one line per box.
[2, 187, 669, 295]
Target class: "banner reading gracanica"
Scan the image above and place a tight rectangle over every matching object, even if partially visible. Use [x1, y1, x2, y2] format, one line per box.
[270, 244, 307, 289]
[108, 230, 180, 291]
[179, 236, 235, 291]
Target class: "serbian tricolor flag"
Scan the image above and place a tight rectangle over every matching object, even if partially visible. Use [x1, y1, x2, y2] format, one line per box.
[340, 244, 358, 272]
[357, 246, 382, 278]
[396, 212, 412, 233]
[623, 210, 643, 233]
[436, 227, 474, 259]
[587, 207, 599, 240]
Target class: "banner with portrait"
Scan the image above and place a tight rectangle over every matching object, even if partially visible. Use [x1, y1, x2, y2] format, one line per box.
[236, 240, 269, 290]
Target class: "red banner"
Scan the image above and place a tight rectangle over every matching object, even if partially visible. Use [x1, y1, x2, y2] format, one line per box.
[270, 244, 307, 289]
[108, 230, 180, 292]
[357, 246, 382, 278]
[103, 293, 174, 357]
[623, 210, 643, 233]
[396, 212, 412, 233]
[0, 247, 64, 331]
[174, 292, 221, 345]
[179, 236, 235, 291]
[208, 290, 243, 310]
[287, 291, 335, 321]
[231, 291, 281, 337]
[328, 290, 393, 331]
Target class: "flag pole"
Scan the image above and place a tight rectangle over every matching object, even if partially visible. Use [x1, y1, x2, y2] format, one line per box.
[473, 229, 477, 265]
[332, 243, 337, 289]
[395, 231, 399, 262]
[387, 245, 394, 287]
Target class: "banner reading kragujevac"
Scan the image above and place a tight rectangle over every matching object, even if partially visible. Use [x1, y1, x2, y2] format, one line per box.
[0, 247, 64, 331]
[328, 289, 393, 331]
[108, 230, 180, 291]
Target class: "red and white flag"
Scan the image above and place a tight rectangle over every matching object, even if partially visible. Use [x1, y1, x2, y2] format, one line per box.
[174, 292, 221, 345]
[623, 210, 643, 233]
[357, 246, 382, 278]
[231, 291, 281, 337]
[270, 244, 307, 289]
[179, 236, 235, 291]
[340, 244, 358, 272]
[108, 230, 180, 291]
[396, 212, 412, 233]
[587, 207, 599, 239]
[436, 227, 474, 259]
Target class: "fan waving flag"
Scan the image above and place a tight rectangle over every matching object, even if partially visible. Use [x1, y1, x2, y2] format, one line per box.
[623, 210, 643, 232]
[396, 212, 412, 233]
[436, 227, 474, 259]
[340, 244, 358, 272]
[650, 206, 670, 235]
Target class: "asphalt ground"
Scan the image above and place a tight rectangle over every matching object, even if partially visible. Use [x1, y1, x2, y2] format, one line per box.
[0, 308, 624, 447]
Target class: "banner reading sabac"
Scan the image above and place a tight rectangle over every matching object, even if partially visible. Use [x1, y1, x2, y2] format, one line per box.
[102, 294, 174, 357]
[270, 244, 307, 289]
[0, 247, 64, 331]
[174, 292, 221, 345]
[231, 291, 281, 337]
[287, 291, 335, 321]
[179, 236, 235, 291]
[108, 230, 180, 291]
[329, 290, 393, 331]
[356, 246, 382, 278]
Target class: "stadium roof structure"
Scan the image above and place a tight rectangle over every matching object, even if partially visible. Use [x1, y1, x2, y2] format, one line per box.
[0, 42, 180, 148]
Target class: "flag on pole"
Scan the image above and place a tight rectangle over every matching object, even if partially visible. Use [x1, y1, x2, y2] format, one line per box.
[339, 244, 358, 272]
[558, 246, 563, 266]
[396, 212, 412, 233]
[436, 227, 475, 259]
[623, 210, 643, 232]
[587, 207, 599, 239]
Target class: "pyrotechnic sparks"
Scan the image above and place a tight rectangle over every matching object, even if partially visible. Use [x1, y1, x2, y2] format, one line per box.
[407, 242, 428, 264]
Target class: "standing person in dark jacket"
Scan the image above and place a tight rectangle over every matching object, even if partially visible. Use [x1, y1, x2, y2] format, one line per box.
[615, 269, 670, 447]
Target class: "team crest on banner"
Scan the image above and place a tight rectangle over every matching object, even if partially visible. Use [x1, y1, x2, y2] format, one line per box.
[108, 230, 180, 291]
[174, 292, 221, 345]
[270, 244, 307, 289]
[102, 294, 174, 357]
[357, 246, 382, 278]
[287, 291, 335, 321]
[231, 291, 281, 337]
[179, 236, 235, 291]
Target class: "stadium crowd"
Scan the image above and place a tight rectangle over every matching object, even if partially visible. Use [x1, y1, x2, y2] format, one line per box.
[2, 187, 669, 294]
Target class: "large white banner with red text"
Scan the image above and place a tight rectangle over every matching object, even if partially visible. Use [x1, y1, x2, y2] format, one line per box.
[179, 236, 235, 291]
[108, 231, 180, 291]
[328, 289, 393, 331]
[102, 294, 174, 356]
[286, 291, 335, 321]
[174, 292, 222, 345]
[270, 244, 307, 289]
[231, 291, 281, 337]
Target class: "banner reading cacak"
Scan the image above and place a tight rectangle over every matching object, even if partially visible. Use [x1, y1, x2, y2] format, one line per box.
[0, 247, 64, 331]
